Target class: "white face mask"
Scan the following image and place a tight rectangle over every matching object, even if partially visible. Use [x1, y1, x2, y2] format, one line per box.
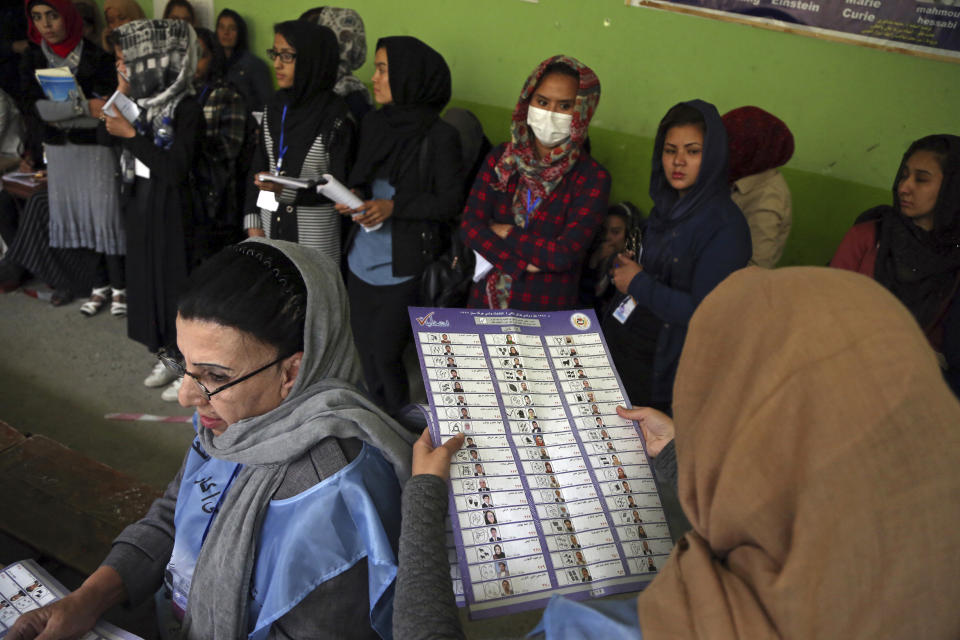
[526, 105, 573, 148]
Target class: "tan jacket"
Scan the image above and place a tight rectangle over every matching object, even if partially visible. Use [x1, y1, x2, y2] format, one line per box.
[730, 168, 791, 268]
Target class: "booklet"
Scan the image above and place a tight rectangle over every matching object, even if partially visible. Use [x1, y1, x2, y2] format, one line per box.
[0, 559, 142, 638]
[34, 67, 84, 102]
[408, 307, 668, 619]
[102, 90, 140, 123]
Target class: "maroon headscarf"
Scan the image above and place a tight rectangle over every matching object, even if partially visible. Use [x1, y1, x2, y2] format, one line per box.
[25, 0, 84, 58]
[722, 106, 794, 184]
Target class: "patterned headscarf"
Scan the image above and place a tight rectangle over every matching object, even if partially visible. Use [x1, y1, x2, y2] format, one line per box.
[312, 7, 370, 103]
[493, 55, 600, 206]
[722, 106, 794, 183]
[114, 19, 196, 146]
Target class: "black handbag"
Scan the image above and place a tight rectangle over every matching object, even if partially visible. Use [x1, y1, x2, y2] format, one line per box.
[420, 225, 475, 307]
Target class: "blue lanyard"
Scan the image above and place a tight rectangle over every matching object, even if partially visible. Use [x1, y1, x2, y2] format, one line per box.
[275, 105, 289, 174]
[524, 189, 541, 228]
[199, 463, 242, 547]
[198, 84, 210, 104]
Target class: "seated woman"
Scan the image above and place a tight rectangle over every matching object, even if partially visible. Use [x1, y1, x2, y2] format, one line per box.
[244, 21, 356, 262]
[394, 266, 960, 638]
[461, 55, 610, 310]
[604, 100, 751, 412]
[831, 134, 960, 397]
[10, 239, 416, 639]
[722, 105, 794, 268]
[338, 36, 463, 415]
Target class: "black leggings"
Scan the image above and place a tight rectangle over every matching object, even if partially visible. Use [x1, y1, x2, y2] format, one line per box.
[94, 253, 126, 289]
[347, 271, 420, 415]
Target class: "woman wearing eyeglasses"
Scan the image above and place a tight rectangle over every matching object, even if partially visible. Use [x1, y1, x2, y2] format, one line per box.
[243, 20, 356, 263]
[9, 239, 414, 639]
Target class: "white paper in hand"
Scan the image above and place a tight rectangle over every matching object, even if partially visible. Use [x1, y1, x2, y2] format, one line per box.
[103, 90, 140, 122]
[473, 251, 494, 282]
[317, 173, 364, 209]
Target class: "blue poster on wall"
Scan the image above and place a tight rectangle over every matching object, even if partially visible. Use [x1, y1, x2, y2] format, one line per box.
[629, 0, 960, 61]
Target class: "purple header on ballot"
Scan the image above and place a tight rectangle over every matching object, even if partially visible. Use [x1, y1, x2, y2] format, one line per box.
[408, 307, 669, 620]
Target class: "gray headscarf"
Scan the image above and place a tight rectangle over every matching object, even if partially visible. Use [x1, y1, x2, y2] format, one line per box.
[181, 238, 416, 639]
[313, 7, 371, 103]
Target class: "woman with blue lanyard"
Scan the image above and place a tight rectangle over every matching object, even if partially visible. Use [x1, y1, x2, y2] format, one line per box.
[336, 36, 464, 415]
[244, 20, 355, 263]
[9, 239, 415, 639]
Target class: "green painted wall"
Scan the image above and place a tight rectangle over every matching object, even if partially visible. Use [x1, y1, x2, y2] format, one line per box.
[116, 0, 960, 265]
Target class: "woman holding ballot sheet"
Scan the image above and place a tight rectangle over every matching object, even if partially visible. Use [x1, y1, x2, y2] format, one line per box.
[243, 20, 356, 262]
[14, 0, 124, 309]
[460, 55, 610, 311]
[337, 35, 464, 415]
[394, 266, 960, 639]
[8, 239, 414, 640]
[103, 19, 205, 402]
[604, 100, 751, 412]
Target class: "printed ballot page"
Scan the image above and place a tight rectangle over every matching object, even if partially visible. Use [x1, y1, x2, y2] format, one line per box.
[0, 560, 142, 639]
[408, 308, 669, 620]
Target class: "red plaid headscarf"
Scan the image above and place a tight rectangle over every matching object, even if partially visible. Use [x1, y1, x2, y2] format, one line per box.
[493, 55, 600, 204]
[722, 106, 794, 183]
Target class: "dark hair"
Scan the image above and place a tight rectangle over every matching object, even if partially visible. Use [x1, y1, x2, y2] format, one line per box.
[216, 9, 248, 54]
[541, 61, 579, 84]
[902, 135, 950, 176]
[162, 0, 195, 22]
[898, 135, 955, 237]
[657, 103, 706, 139]
[178, 243, 307, 356]
[194, 26, 227, 80]
[105, 29, 119, 50]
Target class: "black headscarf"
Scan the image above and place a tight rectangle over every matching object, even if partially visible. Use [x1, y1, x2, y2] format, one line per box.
[266, 21, 346, 178]
[648, 99, 731, 228]
[873, 134, 960, 335]
[348, 35, 451, 186]
[217, 8, 248, 63]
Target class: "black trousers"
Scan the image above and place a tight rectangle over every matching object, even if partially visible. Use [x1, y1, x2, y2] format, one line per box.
[347, 271, 420, 415]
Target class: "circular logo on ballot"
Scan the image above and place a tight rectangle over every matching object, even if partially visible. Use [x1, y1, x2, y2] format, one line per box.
[570, 312, 591, 331]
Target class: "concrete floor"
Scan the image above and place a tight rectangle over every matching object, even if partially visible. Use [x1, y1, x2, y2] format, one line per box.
[0, 282, 554, 637]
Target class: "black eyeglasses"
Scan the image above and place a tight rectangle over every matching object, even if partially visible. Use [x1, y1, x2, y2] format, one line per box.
[266, 49, 296, 63]
[157, 347, 288, 401]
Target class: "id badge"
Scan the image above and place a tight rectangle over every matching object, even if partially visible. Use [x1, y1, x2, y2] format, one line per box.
[613, 296, 637, 324]
[257, 189, 279, 212]
[134, 157, 151, 179]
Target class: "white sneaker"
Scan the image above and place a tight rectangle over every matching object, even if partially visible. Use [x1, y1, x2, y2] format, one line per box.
[161, 378, 183, 402]
[144, 361, 178, 388]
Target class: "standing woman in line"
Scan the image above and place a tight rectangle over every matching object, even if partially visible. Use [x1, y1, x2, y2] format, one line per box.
[100, 0, 144, 51]
[215, 8, 272, 113]
[605, 100, 751, 412]
[103, 19, 204, 401]
[16, 0, 124, 310]
[302, 6, 373, 122]
[461, 55, 610, 311]
[243, 21, 356, 262]
[337, 36, 464, 414]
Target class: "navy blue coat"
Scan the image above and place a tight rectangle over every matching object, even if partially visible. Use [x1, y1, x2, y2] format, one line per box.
[626, 100, 751, 405]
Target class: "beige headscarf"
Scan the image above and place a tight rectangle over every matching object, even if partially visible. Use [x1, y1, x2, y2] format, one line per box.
[100, 0, 145, 50]
[637, 266, 960, 639]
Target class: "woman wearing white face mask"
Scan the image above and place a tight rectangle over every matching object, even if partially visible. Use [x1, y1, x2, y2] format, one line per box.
[461, 56, 610, 310]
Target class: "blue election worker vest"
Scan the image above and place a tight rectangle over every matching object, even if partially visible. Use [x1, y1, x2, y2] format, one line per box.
[528, 595, 643, 640]
[166, 417, 402, 639]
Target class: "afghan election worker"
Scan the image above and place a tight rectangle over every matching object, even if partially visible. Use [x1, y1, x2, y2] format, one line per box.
[216, 8, 271, 114]
[392, 266, 960, 640]
[460, 55, 610, 310]
[303, 6, 372, 122]
[244, 20, 356, 262]
[16, 0, 124, 311]
[337, 36, 464, 415]
[9, 239, 416, 640]
[831, 134, 960, 397]
[722, 105, 794, 268]
[103, 19, 205, 402]
[604, 100, 751, 412]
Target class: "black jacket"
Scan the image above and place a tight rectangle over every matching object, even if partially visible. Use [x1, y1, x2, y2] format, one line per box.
[347, 118, 465, 277]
